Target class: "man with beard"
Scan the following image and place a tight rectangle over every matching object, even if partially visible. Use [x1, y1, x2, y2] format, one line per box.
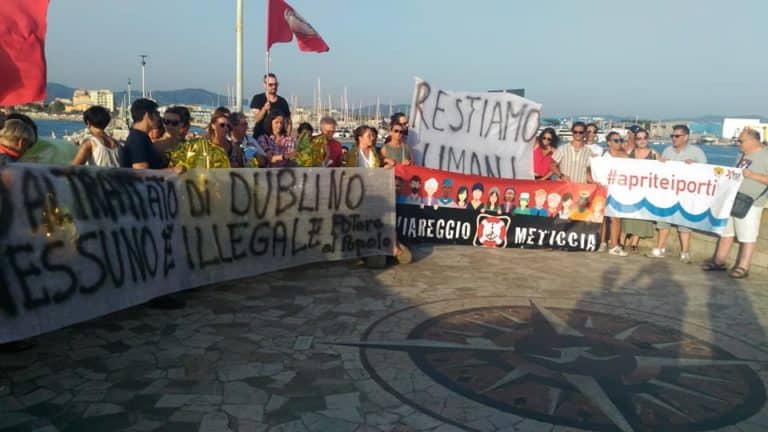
[501, 187, 516, 214]
[407, 175, 422, 205]
[250, 73, 291, 139]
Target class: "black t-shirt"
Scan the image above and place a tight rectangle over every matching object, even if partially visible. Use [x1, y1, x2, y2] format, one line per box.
[120, 128, 167, 169]
[249, 93, 291, 138]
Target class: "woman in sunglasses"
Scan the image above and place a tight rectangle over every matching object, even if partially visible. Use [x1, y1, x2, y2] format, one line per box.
[533, 127, 558, 180]
[589, 131, 629, 257]
[258, 111, 296, 167]
[168, 111, 233, 168]
[621, 128, 659, 252]
[381, 123, 414, 168]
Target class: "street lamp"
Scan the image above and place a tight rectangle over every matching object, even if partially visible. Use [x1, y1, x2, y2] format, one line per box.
[139, 54, 148, 99]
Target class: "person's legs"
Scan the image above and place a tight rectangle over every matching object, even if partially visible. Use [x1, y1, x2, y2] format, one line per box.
[647, 222, 669, 258]
[713, 236, 735, 264]
[600, 220, 608, 245]
[656, 228, 669, 249]
[735, 242, 757, 270]
[679, 230, 691, 253]
[730, 206, 763, 276]
[609, 217, 622, 248]
[703, 216, 734, 271]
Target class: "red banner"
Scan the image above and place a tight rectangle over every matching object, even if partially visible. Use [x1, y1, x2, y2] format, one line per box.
[0, 0, 49, 106]
[394, 166, 607, 251]
[395, 165, 606, 222]
[267, 0, 329, 53]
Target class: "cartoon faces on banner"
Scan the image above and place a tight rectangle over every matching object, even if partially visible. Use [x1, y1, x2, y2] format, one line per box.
[394, 165, 606, 224]
[394, 165, 605, 251]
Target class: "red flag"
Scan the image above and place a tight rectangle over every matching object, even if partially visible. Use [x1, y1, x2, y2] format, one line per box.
[0, 0, 49, 106]
[267, 0, 329, 53]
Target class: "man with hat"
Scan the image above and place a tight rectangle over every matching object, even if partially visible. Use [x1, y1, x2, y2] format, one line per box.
[438, 178, 455, 207]
[515, 192, 532, 215]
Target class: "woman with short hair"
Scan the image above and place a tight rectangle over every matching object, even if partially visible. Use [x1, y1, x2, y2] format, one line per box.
[72, 106, 121, 167]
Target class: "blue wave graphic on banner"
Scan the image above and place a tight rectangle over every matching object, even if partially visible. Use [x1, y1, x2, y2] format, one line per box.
[607, 196, 727, 228]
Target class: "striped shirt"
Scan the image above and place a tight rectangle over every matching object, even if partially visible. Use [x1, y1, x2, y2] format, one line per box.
[552, 143, 591, 183]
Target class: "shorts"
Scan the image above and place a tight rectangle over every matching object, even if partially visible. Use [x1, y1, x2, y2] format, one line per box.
[655, 221, 691, 233]
[722, 205, 765, 243]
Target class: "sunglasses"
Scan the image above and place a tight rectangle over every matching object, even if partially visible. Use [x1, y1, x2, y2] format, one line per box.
[572, 130, 585, 135]
[163, 119, 181, 126]
[217, 123, 232, 129]
[266, 83, 278, 87]
[392, 129, 403, 134]
[670, 134, 686, 138]
[610, 138, 624, 143]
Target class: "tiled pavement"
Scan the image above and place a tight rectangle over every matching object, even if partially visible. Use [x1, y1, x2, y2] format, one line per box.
[1, 245, 767, 432]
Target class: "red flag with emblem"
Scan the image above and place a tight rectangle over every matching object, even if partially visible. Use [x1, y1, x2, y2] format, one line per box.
[0, 0, 49, 106]
[267, 0, 329, 53]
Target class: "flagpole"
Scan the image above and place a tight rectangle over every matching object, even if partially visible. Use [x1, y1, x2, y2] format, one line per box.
[235, 0, 243, 112]
[265, 0, 270, 77]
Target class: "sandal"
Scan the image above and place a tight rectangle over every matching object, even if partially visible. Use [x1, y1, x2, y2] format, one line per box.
[701, 260, 727, 271]
[728, 266, 749, 279]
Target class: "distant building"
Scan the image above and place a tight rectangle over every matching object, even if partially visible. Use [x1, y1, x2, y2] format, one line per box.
[649, 121, 686, 139]
[722, 118, 762, 140]
[89, 90, 114, 111]
[65, 89, 114, 113]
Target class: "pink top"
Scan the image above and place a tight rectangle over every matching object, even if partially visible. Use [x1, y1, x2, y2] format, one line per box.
[533, 146, 554, 177]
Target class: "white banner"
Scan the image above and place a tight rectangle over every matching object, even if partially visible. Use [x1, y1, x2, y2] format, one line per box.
[408, 78, 541, 179]
[590, 158, 743, 233]
[0, 165, 395, 342]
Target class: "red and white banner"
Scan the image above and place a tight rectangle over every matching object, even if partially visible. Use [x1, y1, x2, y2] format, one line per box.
[590, 158, 743, 234]
[267, 0, 329, 53]
[0, 0, 49, 106]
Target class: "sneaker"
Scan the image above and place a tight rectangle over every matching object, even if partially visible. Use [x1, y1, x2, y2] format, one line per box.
[646, 247, 666, 258]
[680, 252, 691, 264]
[597, 242, 608, 253]
[608, 246, 629, 257]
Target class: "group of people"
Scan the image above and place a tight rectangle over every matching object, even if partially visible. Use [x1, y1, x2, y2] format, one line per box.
[2, 72, 767, 279]
[531, 121, 768, 279]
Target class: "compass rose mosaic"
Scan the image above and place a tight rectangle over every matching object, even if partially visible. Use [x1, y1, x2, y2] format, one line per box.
[333, 297, 767, 432]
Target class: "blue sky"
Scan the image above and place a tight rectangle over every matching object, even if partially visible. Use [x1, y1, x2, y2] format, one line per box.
[47, 0, 767, 118]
